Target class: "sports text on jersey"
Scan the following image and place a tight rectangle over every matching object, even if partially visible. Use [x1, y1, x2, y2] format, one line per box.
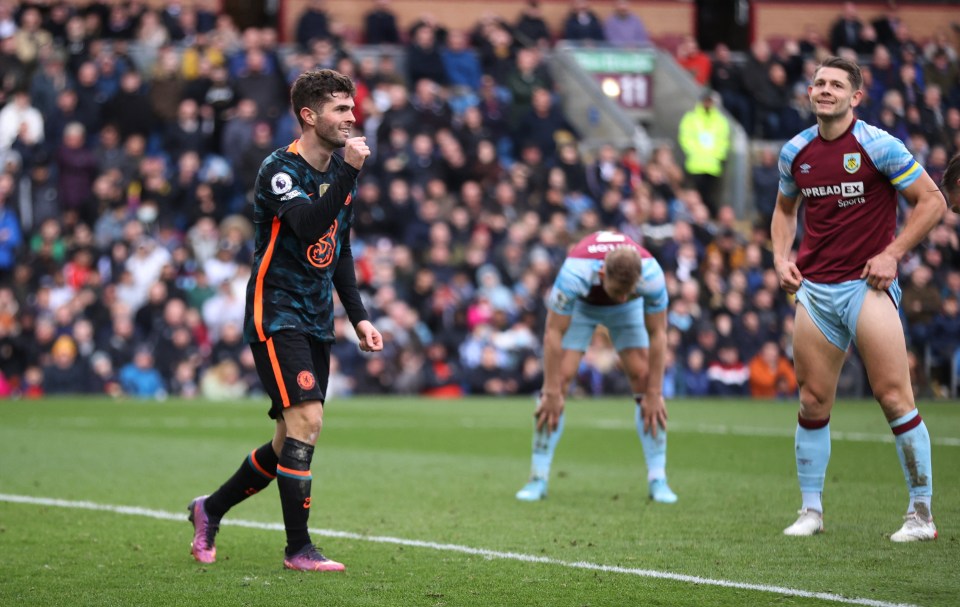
[800, 181, 865, 207]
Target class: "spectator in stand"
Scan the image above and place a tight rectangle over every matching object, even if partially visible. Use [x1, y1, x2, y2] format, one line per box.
[131, 10, 171, 72]
[603, 0, 650, 48]
[476, 26, 517, 89]
[200, 359, 248, 400]
[441, 29, 483, 107]
[828, 2, 862, 53]
[918, 85, 948, 149]
[364, 0, 400, 45]
[0, 181, 22, 285]
[752, 146, 780, 228]
[165, 97, 214, 160]
[31, 49, 74, 120]
[901, 264, 942, 353]
[234, 48, 286, 122]
[924, 50, 959, 106]
[562, 0, 604, 43]
[707, 341, 750, 396]
[12, 7, 53, 73]
[710, 43, 752, 136]
[104, 70, 156, 139]
[0, 89, 44, 151]
[855, 23, 879, 57]
[679, 348, 710, 396]
[927, 294, 960, 392]
[407, 24, 448, 86]
[869, 45, 898, 102]
[748, 340, 797, 399]
[41, 335, 90, 394]
[678, 90, 729, 217]
[513, 87, 576, 164]
[505, 47, 553, 128]
[871, 1, 901, 50]
[676, 35, 711, 87]
[119, 347, 166, 399]
[87, 348, 119, 396]
[514, 1, 551, 49]
[43, 89, 84, 148]
[755, 63, 795, 140]
[295, 0, 330, 51]
[56, 122, 98, 226]
[466, 343, 517, 395]
[895, 62, 923, 109]
[741, 39, 775, 132]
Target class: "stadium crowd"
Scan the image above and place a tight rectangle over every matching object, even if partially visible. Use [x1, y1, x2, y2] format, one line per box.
[0, 0, 957, 401]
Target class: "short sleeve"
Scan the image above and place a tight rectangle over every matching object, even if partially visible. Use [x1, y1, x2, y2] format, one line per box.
[546, 259, 591, 315]
[858, 123, 923, 191]
[639, 257, 669, 314]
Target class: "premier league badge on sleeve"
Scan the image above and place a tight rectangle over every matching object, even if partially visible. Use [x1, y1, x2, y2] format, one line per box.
[843, 153, 861, 174]
[271, 172, 293, 195]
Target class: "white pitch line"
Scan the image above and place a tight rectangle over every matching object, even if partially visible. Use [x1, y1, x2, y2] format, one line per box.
[0, 494, 920, 607]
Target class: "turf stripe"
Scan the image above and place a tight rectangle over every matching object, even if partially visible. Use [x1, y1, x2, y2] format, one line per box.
[0, 493, 920, 607]
[588, 420, 960, 446]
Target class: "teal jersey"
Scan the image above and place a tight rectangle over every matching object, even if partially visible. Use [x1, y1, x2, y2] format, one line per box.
[244, 140, 358, 343]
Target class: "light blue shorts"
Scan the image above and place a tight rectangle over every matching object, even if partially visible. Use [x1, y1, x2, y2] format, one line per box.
[795, 278, 901, 351]
[561, 298, 649, 352]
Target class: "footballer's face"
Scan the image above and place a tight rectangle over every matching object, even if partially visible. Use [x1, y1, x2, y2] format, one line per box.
[306, 91, 356, 149]
[808, 66, 862, 121]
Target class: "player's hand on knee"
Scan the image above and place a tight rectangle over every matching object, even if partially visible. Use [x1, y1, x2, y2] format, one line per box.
[535, 392, 564, 433]
[642, 394, 668, 438]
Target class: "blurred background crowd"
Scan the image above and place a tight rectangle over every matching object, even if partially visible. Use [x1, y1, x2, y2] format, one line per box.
[0, 0, 957, 402]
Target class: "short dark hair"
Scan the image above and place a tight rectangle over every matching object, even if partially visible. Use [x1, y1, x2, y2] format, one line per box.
[942, 152, 960, 195]
[816, 56, 863, 92]
[290, 69, 357, 127]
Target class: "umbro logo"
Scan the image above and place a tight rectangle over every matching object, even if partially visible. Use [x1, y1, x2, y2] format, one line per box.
[800, 164, 812, 174]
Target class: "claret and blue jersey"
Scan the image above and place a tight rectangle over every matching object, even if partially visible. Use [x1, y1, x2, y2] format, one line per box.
[778, 119, 922, 284]
[243, 140, 357, 344]
[547, 231, 669, 316]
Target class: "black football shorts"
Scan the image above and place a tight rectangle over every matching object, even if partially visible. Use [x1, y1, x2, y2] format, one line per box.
[250, 330, 332, 419]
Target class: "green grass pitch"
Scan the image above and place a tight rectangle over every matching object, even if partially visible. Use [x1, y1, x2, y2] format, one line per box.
[1, 396, 958, 607]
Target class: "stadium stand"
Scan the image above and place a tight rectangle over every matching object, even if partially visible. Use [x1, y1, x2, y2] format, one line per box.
[0, 0, 957, 400]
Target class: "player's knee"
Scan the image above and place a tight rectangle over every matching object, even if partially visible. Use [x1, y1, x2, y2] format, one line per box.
[798, 383, 832, 417]
[287, 401, 324, 441]
[873, 384, 912, 416]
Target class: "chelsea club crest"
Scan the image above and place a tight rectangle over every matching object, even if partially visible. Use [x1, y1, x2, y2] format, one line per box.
[843, 153, 861, 174]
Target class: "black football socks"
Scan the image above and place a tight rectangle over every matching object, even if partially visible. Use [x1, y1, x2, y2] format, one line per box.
[205, 442, 280, 520]
[277, 438, 315, 555]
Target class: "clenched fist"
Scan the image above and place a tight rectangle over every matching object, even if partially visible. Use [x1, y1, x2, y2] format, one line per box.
[344, 136, 371, 170]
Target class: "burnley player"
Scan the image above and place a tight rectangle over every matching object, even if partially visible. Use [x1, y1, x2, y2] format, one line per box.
[772, 57, 946, 541]
[188, 70, 383, 571]
[515, 231, 676, 503]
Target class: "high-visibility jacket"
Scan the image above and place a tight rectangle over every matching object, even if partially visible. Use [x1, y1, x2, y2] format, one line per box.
[678, 104, 730, 177]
